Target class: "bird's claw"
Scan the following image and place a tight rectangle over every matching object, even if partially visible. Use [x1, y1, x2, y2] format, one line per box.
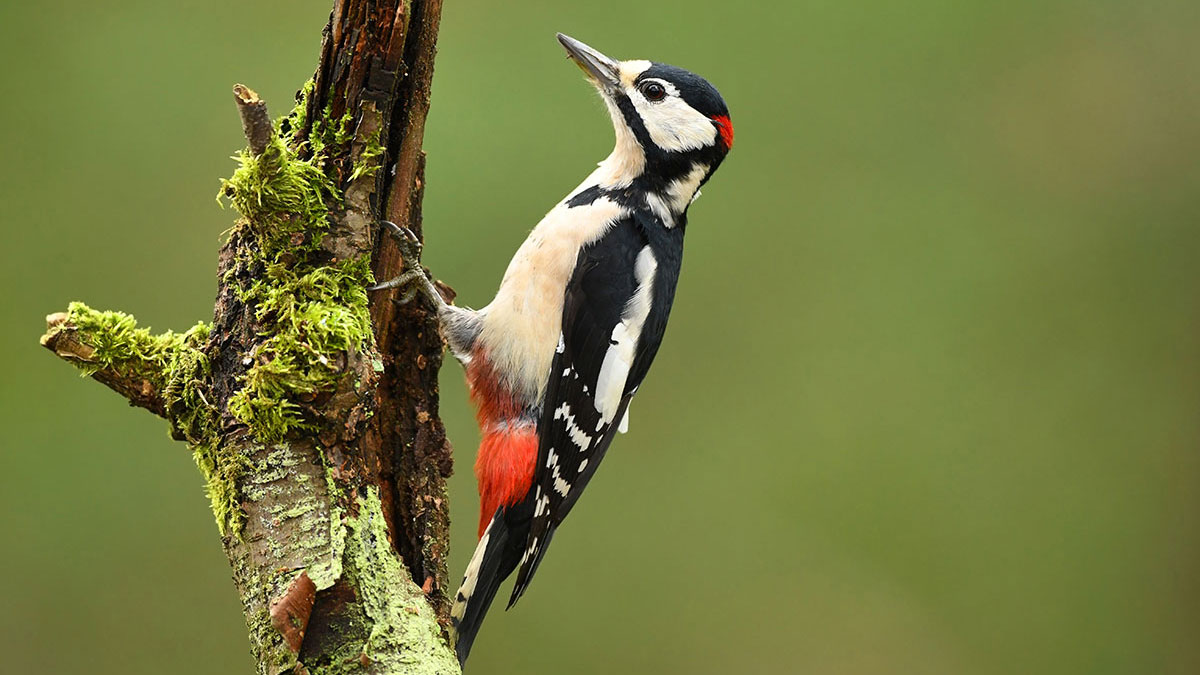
[367, 269, 423, 293]
[368, 221, 443, 308]
[381, 220, 422, 262]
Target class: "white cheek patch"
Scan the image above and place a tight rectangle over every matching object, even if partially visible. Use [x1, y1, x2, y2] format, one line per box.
[629, 80, 718, 153]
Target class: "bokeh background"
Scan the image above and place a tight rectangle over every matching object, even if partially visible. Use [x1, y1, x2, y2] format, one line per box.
[2, 1, 1198, 673]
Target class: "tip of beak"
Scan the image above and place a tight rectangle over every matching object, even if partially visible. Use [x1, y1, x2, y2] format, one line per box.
[554, 33, 620, 89]
[555, 33, 582, 57]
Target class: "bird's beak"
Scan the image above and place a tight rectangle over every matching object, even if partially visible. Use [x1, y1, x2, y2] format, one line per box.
[557, 33, 621, 94]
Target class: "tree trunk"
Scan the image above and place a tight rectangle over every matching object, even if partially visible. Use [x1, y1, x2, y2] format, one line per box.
[38, 2, 459, 673]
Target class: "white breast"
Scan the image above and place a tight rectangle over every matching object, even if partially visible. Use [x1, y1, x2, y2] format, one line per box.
[478, 192, 625, 404]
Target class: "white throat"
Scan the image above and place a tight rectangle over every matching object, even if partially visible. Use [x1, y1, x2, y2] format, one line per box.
[591, 97, 645, 189]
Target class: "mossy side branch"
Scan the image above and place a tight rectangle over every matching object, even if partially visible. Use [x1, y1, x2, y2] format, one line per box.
[39, 303, 244, 536]
[40, 302, 207, 417]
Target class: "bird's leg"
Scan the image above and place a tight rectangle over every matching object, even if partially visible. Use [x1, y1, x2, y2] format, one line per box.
[368, 221, 446, 310]
[369, 221, 483, 365]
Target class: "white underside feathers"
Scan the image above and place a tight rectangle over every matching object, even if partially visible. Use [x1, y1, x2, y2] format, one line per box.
[478, 196, 625, 404]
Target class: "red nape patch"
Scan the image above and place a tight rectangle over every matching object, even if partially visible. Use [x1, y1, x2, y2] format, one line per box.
[475, 426, 538, 538]
[712, 115, 734, 150]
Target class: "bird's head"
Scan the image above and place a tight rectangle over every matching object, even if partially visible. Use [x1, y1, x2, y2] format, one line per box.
[557, 33, 732, 196]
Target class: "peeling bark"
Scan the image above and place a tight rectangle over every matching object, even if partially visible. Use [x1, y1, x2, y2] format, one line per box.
[40, 2, 458, 673]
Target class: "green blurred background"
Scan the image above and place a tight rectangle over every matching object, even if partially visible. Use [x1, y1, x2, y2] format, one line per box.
[2, 1, 1197, 673]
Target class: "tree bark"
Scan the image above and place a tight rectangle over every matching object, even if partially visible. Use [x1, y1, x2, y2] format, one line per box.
[39, 2, 458, 673]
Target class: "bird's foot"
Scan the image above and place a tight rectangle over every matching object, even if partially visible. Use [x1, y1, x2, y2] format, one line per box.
[380, 219, 423, 261]
[367, 221, 444, 308]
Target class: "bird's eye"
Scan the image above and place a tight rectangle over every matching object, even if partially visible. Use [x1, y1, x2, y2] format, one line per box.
[640, 81, 667, 102]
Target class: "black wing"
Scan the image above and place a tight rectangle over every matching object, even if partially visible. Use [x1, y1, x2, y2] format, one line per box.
[508, 212, 684, 605]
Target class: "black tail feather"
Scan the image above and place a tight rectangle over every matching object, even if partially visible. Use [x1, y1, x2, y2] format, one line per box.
[452, 497, 534, 667]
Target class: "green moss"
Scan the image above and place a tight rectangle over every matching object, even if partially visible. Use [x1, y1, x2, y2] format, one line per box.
[217, 90, 379, 446]
[311, 108, 355, 160]
[227, 256, 373, 444]
[190, 436, 251, 537]
[283, 80, 354, 165]
[219, 135, 339, 259]
[280, 79, 317, 139]
[212, 79, 389, 529]
[219, 80, 347, 261]
[63, 302, 188, 386]
[159, 322, 249, 537]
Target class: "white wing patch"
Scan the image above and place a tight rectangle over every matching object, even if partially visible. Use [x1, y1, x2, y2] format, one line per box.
[593, 246, 657, 424]
[594, 322, 635, 429]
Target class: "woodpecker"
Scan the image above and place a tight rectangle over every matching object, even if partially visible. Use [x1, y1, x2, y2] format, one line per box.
[371, 33, 732, 666]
